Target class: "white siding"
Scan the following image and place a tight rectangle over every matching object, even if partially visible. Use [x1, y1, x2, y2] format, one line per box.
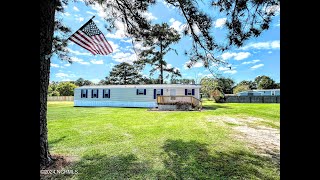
[74, 85, 201, 107]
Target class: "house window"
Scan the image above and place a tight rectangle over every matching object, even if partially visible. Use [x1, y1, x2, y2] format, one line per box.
[103, 89, 110, 98]
[91, 89, 99, 98]
[154, 89, 163, 99]
[156, 89, 162, 96]
[185, 89, 195, 95]
[81, 89, 87, 98]
[137, 89, 146, 95]
[187, 89, 192, 95]
[271, 91, 275, 96]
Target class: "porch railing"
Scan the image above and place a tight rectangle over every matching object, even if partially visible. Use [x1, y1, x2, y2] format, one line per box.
[156, 95, 202, 109]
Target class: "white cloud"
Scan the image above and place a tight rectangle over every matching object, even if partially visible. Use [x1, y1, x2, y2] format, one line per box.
[265, 5, 280, 16]
[68, 48, 91, 56]
[183, 61, 203, 69]
[240, 40, 280, 50]
[51, 63, 59, 68]
[90, 59, 104, 64]
[169, 18, 185, 34]
[64, 64, 71, 67]
[242, 59, 261, 65]
[215, 18, 227, 28]
[86, 11, 95, 15]
[63, 12, 70, 16]
[268, 51, 272, 54]
[165, 63, 173, 69]
[111, 52, 137, 64]
[219, 67, 230, 71]
[55, 73, 69, 78]
[121, 39, 132, 43]
[90, 79, 100, 83]
[90, 2, 108, 19]
[108, 41, 120, 53]
[275, 19, 280, 27]
[142, 12, 157, 20]
[251, 64, 264, 69]
[161, 0, 177, 10]
[271, 41, 280, 49]
[224, 70, 237, 74]
[105, 21, 127, 39]
[71, 57, 90, 65]
[93, 20, 99, 23]
[221, 52, 251, 60]
[73, 6, 79, 12]
[77, 17, 84, 22]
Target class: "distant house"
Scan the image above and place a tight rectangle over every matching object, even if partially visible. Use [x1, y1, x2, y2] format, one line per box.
[74, 84, 201, 108]
[237, 89, 280, 96]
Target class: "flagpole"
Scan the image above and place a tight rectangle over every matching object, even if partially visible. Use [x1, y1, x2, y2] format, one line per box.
[46, 16, 96, 57]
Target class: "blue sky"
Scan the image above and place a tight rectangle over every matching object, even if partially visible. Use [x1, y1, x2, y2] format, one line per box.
[50, 0, 280, 84]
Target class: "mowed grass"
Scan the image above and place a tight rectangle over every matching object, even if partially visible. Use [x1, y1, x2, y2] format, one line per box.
[47, 100, 280, 179]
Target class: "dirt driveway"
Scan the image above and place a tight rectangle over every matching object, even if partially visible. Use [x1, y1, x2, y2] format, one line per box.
[207, 116, 280, 166]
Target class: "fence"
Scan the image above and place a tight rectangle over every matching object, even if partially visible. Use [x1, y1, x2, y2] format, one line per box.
[47, 96, 74, 101]
[225, 95, 280, 103]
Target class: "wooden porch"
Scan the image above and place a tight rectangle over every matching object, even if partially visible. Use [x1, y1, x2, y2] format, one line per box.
[156, 95, 202, 110]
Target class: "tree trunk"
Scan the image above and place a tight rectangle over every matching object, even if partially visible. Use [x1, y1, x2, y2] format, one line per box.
[160, 43, 163, 84]
[40, 0, 57, 168]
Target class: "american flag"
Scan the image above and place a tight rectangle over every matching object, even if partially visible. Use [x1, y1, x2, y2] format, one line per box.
[69, 19, 113, 55]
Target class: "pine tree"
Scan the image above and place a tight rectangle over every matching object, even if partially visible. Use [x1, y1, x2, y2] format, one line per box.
[134, 23, 181, 84]
[107, 62, 142, 84]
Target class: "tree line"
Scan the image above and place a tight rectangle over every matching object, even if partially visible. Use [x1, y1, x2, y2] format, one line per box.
[200, 75, 280, 101]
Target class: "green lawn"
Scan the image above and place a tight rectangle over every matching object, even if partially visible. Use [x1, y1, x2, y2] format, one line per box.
[47, 100, 280, 179]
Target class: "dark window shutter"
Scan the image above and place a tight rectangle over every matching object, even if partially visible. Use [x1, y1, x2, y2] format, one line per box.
[154, 89, 156, 99]
[108, 89, 110, 98]
[192, 89, 195, 95]
[86, 90, 88, 98]
[103, 89, 105, 98]
[144, 89, 146, 95]
[97, 90, 99, 98]
[136, 89, 138, 95]
[91, 90, 93, 98]
[161, 89, 163, 95]
[185, 89, 187, 95]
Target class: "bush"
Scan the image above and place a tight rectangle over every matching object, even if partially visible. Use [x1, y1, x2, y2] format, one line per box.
[233, 84, 250, 94]
[57, 82, 78, 96]
[211, 89, 225, 103]
[49, 91, 60, 96]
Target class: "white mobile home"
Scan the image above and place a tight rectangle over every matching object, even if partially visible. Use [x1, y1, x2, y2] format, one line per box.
[237, 89, 280, 96]
[74, 84, 201, 108]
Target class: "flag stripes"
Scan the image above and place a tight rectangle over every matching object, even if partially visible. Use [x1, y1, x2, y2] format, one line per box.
[68, 19, 113, 55]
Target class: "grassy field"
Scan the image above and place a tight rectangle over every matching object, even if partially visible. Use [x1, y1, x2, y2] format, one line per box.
[47, 100, 280, 179]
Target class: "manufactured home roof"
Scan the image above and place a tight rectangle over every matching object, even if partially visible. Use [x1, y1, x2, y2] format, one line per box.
[246, 89, 280, 92]
[237, 89, 280, 93]
[76, 84, 201, 89]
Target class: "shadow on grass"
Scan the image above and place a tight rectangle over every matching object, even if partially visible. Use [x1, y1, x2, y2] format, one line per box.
[46, 140, 279, 179]
[158, 139, 279, 179]
[53, 154, 152, 179]
[202, 104, 231, 110]
[48, 136, 66, 149]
